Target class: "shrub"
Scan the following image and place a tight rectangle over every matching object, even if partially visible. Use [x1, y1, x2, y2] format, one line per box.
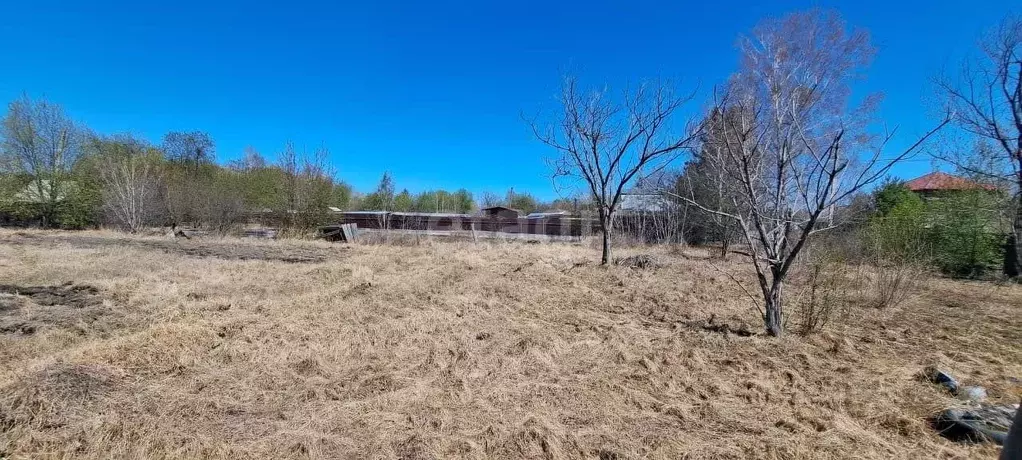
[866, 182, 1004, 278]
[865, 262, 923, 309]
[926, 191, 1004, 278]
[791, 250, 852, 335]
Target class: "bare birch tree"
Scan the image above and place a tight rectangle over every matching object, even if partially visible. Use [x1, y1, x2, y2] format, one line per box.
[937, 15, 1022, 277]
[672, 10, 949, 336]
[530, 76, 699, 264]
[94, 135, 164, 232]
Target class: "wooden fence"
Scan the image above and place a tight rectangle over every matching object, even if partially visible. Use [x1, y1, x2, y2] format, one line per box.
[332, 212, 594, 238]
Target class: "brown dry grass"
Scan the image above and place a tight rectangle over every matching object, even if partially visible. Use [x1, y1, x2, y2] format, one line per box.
[0, 229, 1019, 459]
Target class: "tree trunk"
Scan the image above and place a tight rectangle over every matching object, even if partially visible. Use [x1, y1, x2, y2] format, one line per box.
[764, 280, 783, 337]
[601, 220, 612, 265]
[1008, 200, 1022, 278]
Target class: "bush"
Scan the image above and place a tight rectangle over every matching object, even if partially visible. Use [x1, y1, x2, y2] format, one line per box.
[866, 182, 1004, 278]
[791, 249, 852, 335]
[927, 191, 1004, 278]
[865, 262, 923, 309]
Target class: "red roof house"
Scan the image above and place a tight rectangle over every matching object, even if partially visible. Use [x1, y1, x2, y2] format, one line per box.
[904, 172, 997, 194]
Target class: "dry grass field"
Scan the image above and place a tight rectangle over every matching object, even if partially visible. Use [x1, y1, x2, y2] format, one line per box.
[0, 229, 1019, 459]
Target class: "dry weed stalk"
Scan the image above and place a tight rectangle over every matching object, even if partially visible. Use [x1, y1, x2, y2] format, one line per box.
[790, 254, 852, 335]
[865, 262, 924, 309]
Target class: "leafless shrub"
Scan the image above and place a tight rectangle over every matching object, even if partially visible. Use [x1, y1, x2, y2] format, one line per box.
[791, 251, 852, 335]
[859, 221, 929, 308]
[194, 173, 248, 237]
[864, 262, 924, 309]
[93, 135, 165, 232]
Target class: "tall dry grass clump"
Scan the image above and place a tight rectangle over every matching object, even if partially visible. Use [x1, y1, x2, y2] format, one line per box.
[863, 262, 925, 309]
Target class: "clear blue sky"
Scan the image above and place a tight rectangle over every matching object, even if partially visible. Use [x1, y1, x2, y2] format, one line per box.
[1, 0, 1016, 200]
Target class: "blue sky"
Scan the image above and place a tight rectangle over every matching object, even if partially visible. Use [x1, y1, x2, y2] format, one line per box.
[1, 0, 1016, 200]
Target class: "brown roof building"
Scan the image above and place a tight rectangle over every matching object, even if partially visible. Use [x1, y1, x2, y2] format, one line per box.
[904, 172, 997, 194]
[479, 206, 520, 219]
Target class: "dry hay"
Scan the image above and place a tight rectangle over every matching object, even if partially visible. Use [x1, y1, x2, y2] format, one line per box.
[0, 231, 340, 263]
[613, 254, 662, 270]
[0, 362, 126, 428]
[0, 229, 1018, 459]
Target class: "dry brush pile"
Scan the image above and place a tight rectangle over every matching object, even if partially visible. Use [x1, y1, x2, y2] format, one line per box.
[0, 230, 1019, 459]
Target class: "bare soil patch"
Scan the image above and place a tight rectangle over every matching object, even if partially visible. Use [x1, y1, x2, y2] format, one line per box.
[0, 363, 127, 430]
[0, 283, 107, 336]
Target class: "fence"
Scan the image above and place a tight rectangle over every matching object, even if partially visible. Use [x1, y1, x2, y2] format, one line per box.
[332, 212, 594, 239]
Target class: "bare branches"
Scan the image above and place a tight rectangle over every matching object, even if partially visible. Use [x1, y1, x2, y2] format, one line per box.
[938, 15, 1022, 176]
[936, 14, 1022, 276]
[94, 135, 164, 232]
[678, 10, 948, 336]
[530, 76, 699, 264]
[0, 94, 83, 228]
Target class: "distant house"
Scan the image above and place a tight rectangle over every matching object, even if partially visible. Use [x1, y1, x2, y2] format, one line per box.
[904, 172, 997, 197]
[617, 193, 671, 214]
[526, 210, 570, 219]
[11, 179, 73, 204]
[479, 206, 520, 219]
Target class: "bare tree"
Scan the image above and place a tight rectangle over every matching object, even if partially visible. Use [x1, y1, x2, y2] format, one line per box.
[480, 192, 503, 208]
[0, 94, 83, 227]
[937, 15, 1022, 276]
[296, 144, 336, 231]
[277, 141, 300, 230]
[94, 135, 164, 232]
[673, 109, 745, 257]
[162, 131, 215, 170]
[160, 131, 217, 227]
[276, 141, 336, 234]
[672, 10, 948, 336]
[530, 76, 699, 264]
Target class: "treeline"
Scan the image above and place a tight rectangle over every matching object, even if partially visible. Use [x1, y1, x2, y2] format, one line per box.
[0, 95, 350, 235]
[355, 172, 560, 215]
[0, 95, 569, 234]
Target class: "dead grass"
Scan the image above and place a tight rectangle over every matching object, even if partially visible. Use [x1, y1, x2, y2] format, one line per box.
[0, 229, 1019, 459]
[1, 231, 343, 263]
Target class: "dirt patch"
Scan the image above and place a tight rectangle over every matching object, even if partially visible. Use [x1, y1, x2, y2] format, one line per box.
[0, 233, 334, 263]
[683, 313, 757, 337]
[614, 254, 662, 269]
[0, 363, 126, 429]
[0, 283, 108, 336]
